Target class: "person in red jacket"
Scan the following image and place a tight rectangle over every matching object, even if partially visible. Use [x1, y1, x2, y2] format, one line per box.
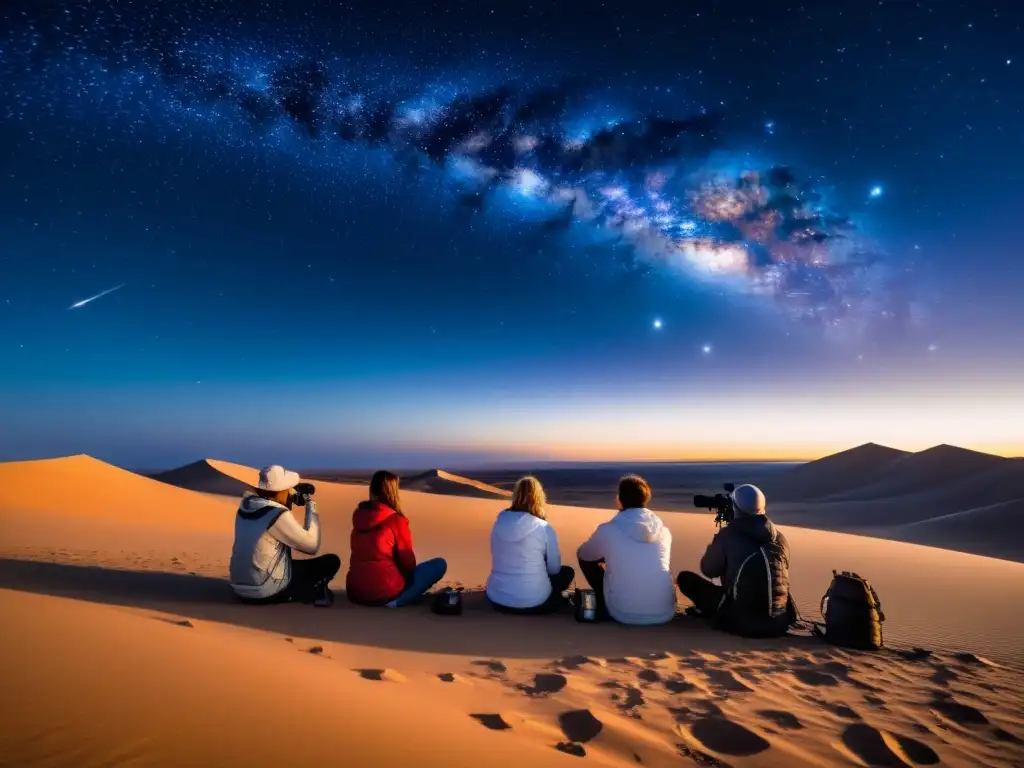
[346, 470, 448, 607]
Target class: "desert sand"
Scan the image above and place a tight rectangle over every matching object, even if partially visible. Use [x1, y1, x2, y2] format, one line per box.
[1, 454, 1022, 767]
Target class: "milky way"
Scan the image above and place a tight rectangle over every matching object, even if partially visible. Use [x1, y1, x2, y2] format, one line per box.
[1, 10, 913, 342]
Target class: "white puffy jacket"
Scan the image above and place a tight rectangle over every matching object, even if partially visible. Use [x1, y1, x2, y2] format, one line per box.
[576, 507, 675, 625]
[485, 510, 563, 609]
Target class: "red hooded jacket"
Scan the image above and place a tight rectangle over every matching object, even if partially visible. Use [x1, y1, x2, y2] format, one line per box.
[346, 501, 417, 604]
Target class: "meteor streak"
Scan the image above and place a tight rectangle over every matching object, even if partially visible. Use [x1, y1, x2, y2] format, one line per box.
[68, 284, 126, 310]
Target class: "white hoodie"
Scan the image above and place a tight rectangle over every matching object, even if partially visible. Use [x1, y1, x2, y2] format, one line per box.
[486, 510, 563, 609]
[576, 507, 675, 625]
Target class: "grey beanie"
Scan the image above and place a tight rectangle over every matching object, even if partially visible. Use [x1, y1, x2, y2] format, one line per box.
[731, 484, 766, 515]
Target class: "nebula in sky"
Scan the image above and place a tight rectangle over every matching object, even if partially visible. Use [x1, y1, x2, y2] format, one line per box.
[1, 24, 911, 342]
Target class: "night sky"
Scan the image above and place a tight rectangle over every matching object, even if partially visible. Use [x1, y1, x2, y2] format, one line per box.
[1, 0, 1022, 468]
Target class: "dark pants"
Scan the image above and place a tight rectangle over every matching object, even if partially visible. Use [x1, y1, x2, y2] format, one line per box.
[391, 557, 448, 607]
[677, 569, 794, 638]
[676, 570, 724, 617]
[577, 557, 613, 622]
[490, 565, 576, 615]
[240, 554, 342, 605]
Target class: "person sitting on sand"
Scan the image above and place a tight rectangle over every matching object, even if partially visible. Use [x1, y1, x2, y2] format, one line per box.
[346, 470, 448, 607]
[576, 474, 675, 625]
[229, 464, 341, 604]
[486, 476, 575, 615]
[676, 484, 797, 637]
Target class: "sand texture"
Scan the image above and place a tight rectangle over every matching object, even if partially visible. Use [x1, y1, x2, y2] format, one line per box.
[1, 454, 1022, 767]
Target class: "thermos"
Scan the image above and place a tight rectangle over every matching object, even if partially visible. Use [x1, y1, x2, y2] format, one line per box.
[575, 588, 597, 622]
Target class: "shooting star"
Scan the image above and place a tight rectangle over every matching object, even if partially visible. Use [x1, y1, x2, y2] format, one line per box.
[68, 283, 126, 310]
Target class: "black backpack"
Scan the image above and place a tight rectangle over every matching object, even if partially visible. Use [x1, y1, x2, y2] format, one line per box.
[813, 571, 885, 650]
[730, 539, 787, 619]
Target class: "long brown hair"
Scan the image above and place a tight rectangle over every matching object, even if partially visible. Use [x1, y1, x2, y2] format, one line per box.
[369, 470, 403, 515]
[509, 476, 546, 519]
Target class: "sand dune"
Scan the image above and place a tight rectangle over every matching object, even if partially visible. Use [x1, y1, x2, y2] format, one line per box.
[149, 458, 255, 496]
[765, 443, 910, 501]
[0, 455, 231, 531]
[886, 498, 1024, 562]
[2, 453, 1023, 766]
[817, 445, 1008, 503]
[401, 469, 512, 499]
[758, 444, 1024, 561]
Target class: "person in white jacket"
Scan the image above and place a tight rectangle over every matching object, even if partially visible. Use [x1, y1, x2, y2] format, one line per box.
[229, 464, 341, 604]
[576, 474, 676, 625]
[486, 476, 575, 614]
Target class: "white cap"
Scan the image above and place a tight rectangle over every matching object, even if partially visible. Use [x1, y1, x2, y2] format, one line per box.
[731, 484, 766, 515]
[258, 465, 300, 493]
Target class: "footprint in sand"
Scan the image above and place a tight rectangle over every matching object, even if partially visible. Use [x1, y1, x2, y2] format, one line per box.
[676, 742, 731, 767]
[664, 676, 698, 694]
[929, 695, 989, 727]
[840, 723, 940, 767]
[437, 672, 470, 684]
[683, 716, 771, 757]
[555, 742, 586, 757]
[558, 709, 603, 742]
[471, 659, 508, 674]
[354, 668, 406, 682]
[816, 700, 861, 720]
[517, 673, 568, 696]
[793, 668, 840, 687]
[602, 682, 646, 716]
[637, 668, 660, 684]
[554, 655, 604, 670]
[951, 652, 994, 667]
[930, 665, 958, 685]
[671, 699, 725, 724]
[704, 669, 754, 693]
[471, 713, 512, 731]
[755, 710, 804, 730]
[863, 693, 887, 709]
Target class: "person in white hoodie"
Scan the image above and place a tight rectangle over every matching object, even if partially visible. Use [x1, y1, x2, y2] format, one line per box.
[486, 476, 575, 614]
[229, 464, 341, 605]
[576, 474, 676, 625]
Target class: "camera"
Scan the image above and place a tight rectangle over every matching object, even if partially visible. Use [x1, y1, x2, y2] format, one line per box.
[291, 482, 316, 506]
[693, 482, 735, 527]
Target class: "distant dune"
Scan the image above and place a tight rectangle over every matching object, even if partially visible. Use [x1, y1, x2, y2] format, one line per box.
[0, 454, 230, 531]
[150, 459, 255, 497]
[762, 444, 1024, 561]
[763, 442, 909, 501]
[401, 469, 512, 500]
[888, 498, 1024, 563]
[815, 444, 1007, 503]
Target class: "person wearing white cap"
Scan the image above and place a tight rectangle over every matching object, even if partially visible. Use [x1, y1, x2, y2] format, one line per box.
[676, 483, 798, 637]
[228, 464, 341, 604]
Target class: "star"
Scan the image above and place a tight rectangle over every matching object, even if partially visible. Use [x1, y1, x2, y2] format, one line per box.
[701, 343, 713, 355]
[927, 343, 938, 352]
[869, 185, 883, 199]
[652, 318, 663, 330]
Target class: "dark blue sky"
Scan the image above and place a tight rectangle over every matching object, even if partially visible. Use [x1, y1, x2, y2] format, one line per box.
[1, 0, 1022, 468]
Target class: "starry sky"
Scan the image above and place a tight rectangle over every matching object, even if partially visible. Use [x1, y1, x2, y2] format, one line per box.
[1, 0, 1022, 469]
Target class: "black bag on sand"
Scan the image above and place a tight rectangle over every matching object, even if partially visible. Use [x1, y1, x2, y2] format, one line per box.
[813, 570, 885, 650]
[431, 587, 463, 616]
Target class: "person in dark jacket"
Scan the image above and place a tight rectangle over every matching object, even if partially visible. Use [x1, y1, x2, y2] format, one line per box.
[676, 484, 797, 637]
[346, 470, 447, 607]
